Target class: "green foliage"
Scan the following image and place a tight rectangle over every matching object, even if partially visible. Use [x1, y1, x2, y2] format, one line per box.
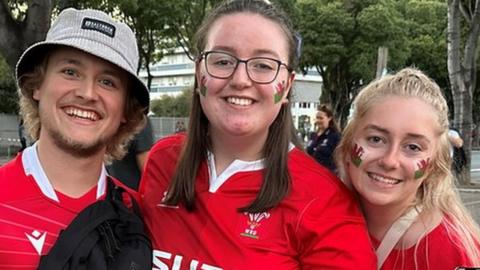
[165, 0, 222, 58]
[296, 0, 411, 124]
[402, 0, 448, 88]
[151, 89, 191, 117]
[295, 0, 450, 126]
[6, 0, 29, 20]
[0, 55, 18, 114]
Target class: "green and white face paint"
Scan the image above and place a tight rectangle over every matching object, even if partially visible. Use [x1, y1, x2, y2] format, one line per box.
[273, 80, 285, 104]
[413, 158, 430, 179]
[351, 142, 367, 167]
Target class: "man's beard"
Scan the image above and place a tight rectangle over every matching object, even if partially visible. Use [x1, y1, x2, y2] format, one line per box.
[47, 126, 110, 158]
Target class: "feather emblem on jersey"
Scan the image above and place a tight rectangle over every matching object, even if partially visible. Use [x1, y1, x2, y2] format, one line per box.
[240, 212, 270, 239]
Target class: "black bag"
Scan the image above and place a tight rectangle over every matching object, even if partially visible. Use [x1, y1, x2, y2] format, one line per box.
[38, 178, 152, 270]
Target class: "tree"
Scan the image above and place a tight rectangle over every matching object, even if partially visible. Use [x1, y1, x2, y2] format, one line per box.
[167, 0, 222, 60]
[0, 0, 53, 72]
[296, 0, 410, 126]
[151, 89, 191, 117]
[112, 0, 177, 89]
[402, 0, 448, 92]
[447, 0, 480, 185]
[0, 55, 17, 114]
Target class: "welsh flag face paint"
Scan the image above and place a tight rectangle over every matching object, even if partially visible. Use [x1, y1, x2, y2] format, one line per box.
[351, 143, 366, 167]
[274, 80, 285, 104]
[414, 158, 430, 179]
[200, 75, 208, 96]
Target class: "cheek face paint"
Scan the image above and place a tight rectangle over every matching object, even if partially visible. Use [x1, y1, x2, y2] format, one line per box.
[274, 80, 285, 104]
[200, 75, 208, 96]
[413, 158, 430, 179]
[351, 142, 366, 167]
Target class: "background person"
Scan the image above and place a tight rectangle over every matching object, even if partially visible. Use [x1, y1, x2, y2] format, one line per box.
[0, 8, 149, 269]
[18, 118, 27, 151]
[140, 0, 376, 269]
[174, 120, 186, 133]
[448, 126, 467, 178]
[336, 67, 480, 269]
[107, 117, 154, 190]
[306, 104, 341, 173]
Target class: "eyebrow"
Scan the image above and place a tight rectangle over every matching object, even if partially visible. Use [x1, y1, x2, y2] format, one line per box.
[363, 124, 431, 143]
[58, 57, 123, 77]
[209, 46, 281, 59]
[58, 58, 83, 67]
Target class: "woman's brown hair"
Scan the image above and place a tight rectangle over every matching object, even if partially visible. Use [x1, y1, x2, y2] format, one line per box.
[163, 0, 301, 213]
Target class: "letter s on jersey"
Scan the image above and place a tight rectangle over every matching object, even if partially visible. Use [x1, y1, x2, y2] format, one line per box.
[153, 249, 223, 270]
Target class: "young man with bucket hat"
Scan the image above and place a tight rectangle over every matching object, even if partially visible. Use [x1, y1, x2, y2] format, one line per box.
[0, 8, 151, 269]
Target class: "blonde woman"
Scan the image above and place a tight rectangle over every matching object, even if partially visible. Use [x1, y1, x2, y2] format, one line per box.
[336, 67, 480, 269]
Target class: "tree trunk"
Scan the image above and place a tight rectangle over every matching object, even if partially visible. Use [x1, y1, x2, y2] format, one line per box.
[473, 123, 480, 148]
[317, 65, 352, 129]
[0, 0, 53, 72]
[447, 0, 480, 185]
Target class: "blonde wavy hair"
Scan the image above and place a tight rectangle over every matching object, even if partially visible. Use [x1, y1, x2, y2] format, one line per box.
[336, 67, 480, 266]
[17, 51, 146, 163]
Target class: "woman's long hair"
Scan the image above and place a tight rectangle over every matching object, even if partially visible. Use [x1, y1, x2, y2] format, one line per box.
[163, 0, 302, 213]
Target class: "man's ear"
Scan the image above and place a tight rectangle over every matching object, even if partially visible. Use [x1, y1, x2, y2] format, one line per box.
[33, 88, 41, 101]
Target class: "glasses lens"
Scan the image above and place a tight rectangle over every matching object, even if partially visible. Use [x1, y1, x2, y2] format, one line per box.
[205, 52, 237, 78]
[247, 58, 279, 83]
[204, 52, 282, 83]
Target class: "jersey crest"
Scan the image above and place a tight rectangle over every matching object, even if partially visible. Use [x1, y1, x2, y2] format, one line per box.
[240, 211, 270, 239]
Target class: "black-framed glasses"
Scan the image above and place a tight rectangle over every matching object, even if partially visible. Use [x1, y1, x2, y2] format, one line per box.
[199, 51, 292, 84]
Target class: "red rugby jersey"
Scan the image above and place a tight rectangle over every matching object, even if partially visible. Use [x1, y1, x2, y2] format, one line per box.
[140, 134, 377, 270]
[0, 146, 129, 269]
[374, 220, 477, 270]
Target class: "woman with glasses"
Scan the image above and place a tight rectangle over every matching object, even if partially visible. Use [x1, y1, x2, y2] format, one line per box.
[139, 0, 376, 269]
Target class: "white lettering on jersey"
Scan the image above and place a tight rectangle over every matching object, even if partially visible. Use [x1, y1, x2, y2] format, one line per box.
[152, 249, 223, 270]
[25, 230, 47, 255]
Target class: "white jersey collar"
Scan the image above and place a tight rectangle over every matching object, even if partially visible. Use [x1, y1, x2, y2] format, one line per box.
[22, 142, 107, 202]
[206, 143, 295, 193]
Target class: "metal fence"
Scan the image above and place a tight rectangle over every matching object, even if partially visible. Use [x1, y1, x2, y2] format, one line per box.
[150, 116, 188, 140]
[0, 114, 188, 158]
[0, 114, 22, 157]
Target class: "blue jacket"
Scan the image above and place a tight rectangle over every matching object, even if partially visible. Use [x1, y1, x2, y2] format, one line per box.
[306, 127, 341, 173]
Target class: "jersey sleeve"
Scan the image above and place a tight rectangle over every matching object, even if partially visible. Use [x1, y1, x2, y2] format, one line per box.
[295, 188, 377, 269]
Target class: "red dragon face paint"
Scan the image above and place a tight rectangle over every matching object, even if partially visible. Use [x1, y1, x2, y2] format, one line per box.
[413, 158, 430, 179]
[274, 80, 285, 104]
[351, 142, 366, 167]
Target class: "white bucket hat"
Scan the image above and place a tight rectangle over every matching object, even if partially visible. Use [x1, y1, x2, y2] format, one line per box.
[16, 8, 149, 109]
